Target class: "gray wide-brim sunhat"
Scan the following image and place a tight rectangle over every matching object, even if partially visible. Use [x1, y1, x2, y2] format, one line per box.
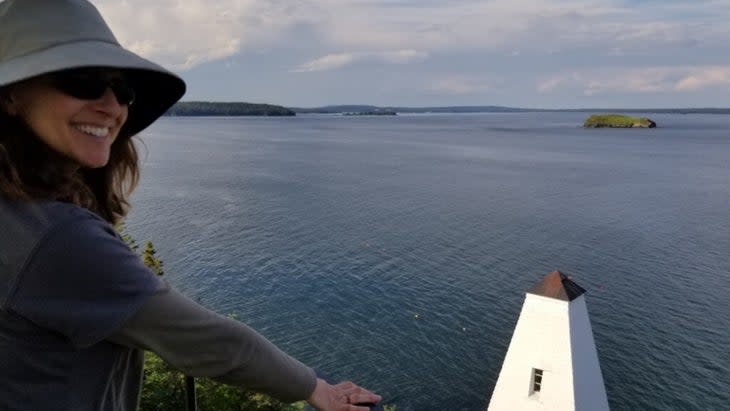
[0, 0, 186, 137]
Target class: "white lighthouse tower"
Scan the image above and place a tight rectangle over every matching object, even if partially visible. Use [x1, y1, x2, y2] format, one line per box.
[488, 271, 609, 411]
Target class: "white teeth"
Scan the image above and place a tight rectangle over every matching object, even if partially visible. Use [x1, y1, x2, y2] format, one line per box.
[74, 124, 109, 137]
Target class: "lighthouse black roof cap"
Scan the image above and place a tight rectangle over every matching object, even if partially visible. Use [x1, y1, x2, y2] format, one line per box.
[527, 271, 586, 301]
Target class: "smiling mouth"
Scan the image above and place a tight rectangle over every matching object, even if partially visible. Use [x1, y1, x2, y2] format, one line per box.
[73, 124, 111, 138]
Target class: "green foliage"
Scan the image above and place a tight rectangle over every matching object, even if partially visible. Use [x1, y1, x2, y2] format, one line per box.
[141, 241, 164, 276]
[583, 114, 656, 128]
[115, 221, 138, 252]
[195, 379, 306, 411]
[167, 102, 296, 116]
[139, 351, 305, 411]
[138, 352, 187, 411]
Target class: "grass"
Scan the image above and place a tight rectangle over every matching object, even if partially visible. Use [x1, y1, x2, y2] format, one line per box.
[583, 114, 656, 128]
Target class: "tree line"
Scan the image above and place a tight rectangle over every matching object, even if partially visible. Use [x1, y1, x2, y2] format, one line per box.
[167, 102, 295, 116]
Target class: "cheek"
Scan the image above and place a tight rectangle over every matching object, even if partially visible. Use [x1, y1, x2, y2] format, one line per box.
[18, 103, 78, 147]
[18, 107, 51, 136]
[28, 108, 64, 135]
[18, 94, 72, 125]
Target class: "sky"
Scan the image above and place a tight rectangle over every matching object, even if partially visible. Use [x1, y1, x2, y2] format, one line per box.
[92, 0, 730, 108]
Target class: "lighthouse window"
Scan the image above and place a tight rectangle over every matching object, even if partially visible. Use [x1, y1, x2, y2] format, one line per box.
[531, 368, 543, 393]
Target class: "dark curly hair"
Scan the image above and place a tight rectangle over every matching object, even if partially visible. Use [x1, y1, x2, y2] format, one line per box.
[0, 94, 140, 225]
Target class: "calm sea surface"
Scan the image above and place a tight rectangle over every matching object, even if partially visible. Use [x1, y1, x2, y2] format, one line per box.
[126, 113, 730, 410]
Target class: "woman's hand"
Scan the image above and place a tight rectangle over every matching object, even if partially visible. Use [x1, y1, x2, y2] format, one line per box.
[306, 378, 382, 411]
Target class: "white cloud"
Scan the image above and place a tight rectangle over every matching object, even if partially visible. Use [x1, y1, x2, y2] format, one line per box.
[381, 49, 429, 64]
[310, 0, 727, 54]
[92, 0, 315, 69]
[291, 49, 428, 72]
[89, 0, 730, 75]
[429, 76, 493, 95]
[538, 76, 570, 93]
[675, 67, 730, 91]
[291, 53, 358, 72]
[538, 66, 730, 95]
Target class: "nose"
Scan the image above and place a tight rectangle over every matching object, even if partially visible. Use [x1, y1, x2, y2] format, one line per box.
[93, 87, 125, 118]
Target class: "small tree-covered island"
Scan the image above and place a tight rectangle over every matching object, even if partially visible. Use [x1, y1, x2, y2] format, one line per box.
[584, 114, 657, 128]
[167, 102, 295, 116]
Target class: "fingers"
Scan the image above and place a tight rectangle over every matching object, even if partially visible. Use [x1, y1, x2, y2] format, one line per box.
[335, 381, 380, 399]
[334, 381, 357, 390]
[350, 393, 380, 405]
[308, 378, 382, 411]
[340, 384, 381, 409]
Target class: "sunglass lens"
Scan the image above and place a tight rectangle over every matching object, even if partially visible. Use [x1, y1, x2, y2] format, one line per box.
[52, 70, 135, 106]
[110, 81, 135, 106]
[52, 73, 105, 100]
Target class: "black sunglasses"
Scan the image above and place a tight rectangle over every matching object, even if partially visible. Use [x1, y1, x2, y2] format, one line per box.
[49, 69, 136, 106]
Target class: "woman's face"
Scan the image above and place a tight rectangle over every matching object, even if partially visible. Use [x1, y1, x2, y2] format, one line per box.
[5, 71, 129, 168]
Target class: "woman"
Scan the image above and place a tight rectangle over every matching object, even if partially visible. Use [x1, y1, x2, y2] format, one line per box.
[0, 1, 381, 410]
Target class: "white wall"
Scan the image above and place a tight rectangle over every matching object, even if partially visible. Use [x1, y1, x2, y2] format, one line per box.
[489, 293, 610, 410]
[569, 296, 609, 411]
[488, 294, 576, 411]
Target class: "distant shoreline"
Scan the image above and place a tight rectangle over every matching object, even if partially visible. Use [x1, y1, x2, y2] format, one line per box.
[166, 102, 730, 116]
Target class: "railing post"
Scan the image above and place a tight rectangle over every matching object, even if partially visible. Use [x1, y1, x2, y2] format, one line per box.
[185, 376, 197, 411]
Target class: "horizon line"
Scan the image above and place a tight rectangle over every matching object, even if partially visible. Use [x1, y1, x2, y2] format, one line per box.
[176, 101, 730, 111]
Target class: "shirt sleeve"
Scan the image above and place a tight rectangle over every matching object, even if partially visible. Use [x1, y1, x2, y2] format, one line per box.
[6, 212, 166, 348]
[108, 288, 317, 403]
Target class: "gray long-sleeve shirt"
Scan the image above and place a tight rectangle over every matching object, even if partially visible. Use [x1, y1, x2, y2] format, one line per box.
[0, 199, 316, 410]
[110, 287, 316, 402]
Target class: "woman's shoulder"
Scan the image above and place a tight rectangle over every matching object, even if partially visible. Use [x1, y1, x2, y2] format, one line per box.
[0, 199, 120, 306]
[1, 198, 101, 224]
[0, 199, 107, 245]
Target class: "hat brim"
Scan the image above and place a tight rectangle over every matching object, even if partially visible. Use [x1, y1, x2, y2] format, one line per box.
[0, 40, 186, 136]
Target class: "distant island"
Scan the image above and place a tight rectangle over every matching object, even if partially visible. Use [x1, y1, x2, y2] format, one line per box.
[167, 102, 294, 116]
[290, 105, 525, 114]
[164, 102, 730, 117]
[342, 110, 397, 116]
[584, 114, 656, 128]
[289, 105, 730, 115]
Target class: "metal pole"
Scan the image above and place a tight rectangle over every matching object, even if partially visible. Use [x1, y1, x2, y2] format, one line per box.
[185, 376, 197, 411]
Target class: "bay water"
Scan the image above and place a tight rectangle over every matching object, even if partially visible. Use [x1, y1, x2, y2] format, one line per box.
[127, 113, 729, 410]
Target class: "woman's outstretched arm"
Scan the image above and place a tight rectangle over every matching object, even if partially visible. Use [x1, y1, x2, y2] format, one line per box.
[109, 287, 381, 409]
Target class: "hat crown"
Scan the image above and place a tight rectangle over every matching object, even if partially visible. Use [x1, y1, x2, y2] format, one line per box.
[0, 0, 119, 63]
[0, 0, 186, 137]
